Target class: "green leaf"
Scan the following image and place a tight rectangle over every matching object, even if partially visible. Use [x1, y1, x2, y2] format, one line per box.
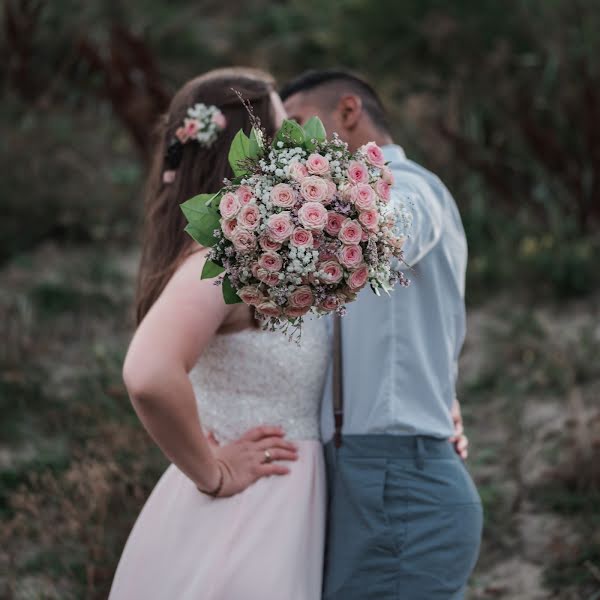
[303, 116, 327, 151]
[248, 127, 263, 158]
[273, 119, 305, 148]
[184, 223, 217, 247]
[222, 276, 242, 304]
[201, 259, 225, 280]
[228, 130, 251, 176]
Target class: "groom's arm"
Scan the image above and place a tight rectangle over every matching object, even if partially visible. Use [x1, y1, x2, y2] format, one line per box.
[390, 169, 444, 267]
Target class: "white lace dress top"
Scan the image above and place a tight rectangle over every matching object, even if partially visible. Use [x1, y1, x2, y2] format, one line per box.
[189, 318, 330, 443]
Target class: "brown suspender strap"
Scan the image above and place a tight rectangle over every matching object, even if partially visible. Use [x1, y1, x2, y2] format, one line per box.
[332, 314, 344, 448]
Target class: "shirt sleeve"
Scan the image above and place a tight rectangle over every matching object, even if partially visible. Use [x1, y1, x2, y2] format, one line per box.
[391, 169, 444, 267]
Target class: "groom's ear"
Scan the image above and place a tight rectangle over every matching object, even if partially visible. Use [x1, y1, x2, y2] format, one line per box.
[338, 94, 363, 130]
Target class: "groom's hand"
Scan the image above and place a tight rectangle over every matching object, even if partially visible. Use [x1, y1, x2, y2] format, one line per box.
[206, 426, 298, 497]
[450, 399, 469, 460]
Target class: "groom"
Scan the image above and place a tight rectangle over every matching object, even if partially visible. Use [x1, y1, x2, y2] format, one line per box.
[281, 70, 483, 599]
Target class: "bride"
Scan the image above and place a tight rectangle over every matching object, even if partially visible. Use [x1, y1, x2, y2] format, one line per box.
[109, 68, 329, 599]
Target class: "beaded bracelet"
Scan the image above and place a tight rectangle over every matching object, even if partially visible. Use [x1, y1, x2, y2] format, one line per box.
[197, 460, 225, 498]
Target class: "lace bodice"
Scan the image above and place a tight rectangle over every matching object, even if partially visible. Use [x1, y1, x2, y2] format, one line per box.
[189, 318, 330, 443]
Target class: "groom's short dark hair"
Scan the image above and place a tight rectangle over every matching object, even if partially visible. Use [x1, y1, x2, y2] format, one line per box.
[280, 69, 390, 133]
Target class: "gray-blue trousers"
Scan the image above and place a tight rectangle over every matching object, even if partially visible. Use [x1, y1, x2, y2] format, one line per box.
[322, 435, 483, 599]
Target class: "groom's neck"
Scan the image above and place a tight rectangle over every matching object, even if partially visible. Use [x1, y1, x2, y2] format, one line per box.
[348, 121, 393, 152]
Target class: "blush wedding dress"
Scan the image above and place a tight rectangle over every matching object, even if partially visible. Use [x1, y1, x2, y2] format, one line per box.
[109, 318, 329, 600]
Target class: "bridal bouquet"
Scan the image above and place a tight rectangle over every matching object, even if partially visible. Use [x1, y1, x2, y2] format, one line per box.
[181, 117, 410, 332]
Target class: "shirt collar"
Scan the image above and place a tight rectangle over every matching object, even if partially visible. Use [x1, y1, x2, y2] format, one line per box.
[382, 143, 406, 163]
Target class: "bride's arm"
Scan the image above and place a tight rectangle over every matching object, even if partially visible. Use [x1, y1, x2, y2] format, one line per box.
[123, 250, 297, 496]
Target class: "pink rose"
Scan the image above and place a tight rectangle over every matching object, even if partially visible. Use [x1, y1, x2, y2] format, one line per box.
[221, 218, 238, 240]
[300, 176, 329, 203]
[231, 229, 256, 253]
[338, 219, 363, 245]
[325, 212, 345, 236]
[298, 201, 328, 231]
[306, 153, 330, 176]
[347, 160, 369, 185]
[347, 264, 369, 290]
[318, 260, 344, 285]
[212, 111, 227, 129]
[270, 183, 296, 208]
[288, 161, 309, 182]
[339, 245, 364, 269]
[258, 251, 283, 273]
[381, 166, 394, 185]
[256, 267, 281, 286]
[361, 142, 386, 168]
[184, 118, 200, 139]
[320, 295, 342, 312]
[375, 180, 391, 203]
[220, 192, 241, 220]
[267, 212, 294, 242]
[238, 204, 261, 231]
[236, 185, 255, 205]
[289, 286, 314, 308]
[285, 305, 311, 318]
[238, 285, 263, 306]
[351, 184, 376, 211]
[290, 227, 314, 249]
[256, 301, 281, 318]
[358, 209, 379, 232]
[259, 235, 282, 251]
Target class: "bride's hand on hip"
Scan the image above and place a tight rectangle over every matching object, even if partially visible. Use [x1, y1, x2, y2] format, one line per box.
[207, 426, 298, 497]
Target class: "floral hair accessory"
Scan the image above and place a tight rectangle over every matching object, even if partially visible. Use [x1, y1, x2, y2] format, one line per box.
[175, 103, 227, 147]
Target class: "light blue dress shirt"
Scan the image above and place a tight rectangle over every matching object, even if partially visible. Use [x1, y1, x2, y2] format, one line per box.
[320, 144, 468, 441]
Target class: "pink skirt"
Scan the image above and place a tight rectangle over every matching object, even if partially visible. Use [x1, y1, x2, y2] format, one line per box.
[109, 440, 326, 600]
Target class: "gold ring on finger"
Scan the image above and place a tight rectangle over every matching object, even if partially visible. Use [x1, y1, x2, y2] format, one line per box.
[263, 450, 272, 464]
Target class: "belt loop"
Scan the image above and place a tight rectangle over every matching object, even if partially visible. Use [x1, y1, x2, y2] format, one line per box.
[415, 436, 425, 470]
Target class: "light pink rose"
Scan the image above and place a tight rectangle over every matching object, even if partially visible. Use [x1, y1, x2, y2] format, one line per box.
[298, 201, 328, 231]
[267, 212, 294, 242]
[338, 219, 363, 245]
[256, 267, 281, 286]
[289, 286, 314, 308]
[381, 166, 394, 185]
[320, 294, 344, 312]
[347, 160, 369, 185]
[238, 204, 261, 230]
[220, 192, 241, 220]
[361, 229, 369, 242]
[361, 142, 386, 168]
[231, 229, 256, 253]
[351, 184, 376, 211]
[236, 185, 255, 205]
[285, 305, 311, 318]
[256, 301, 281, 318]
[258, 251, 283, 273]
[319, 260, 344, 285]
[347, 264, 369, 290]
[300, 176, 329, 203]
[238, 285, 263, 306]
[358, 209, 379, 231]
[221, 218, 238, 239]
[339, 244, 364, 269]
[288, 161, 309, 182]
[325, 212, 345, 236]
[306, 153, 330, 176]
[290, 227, 314, 249]
[212, 111, 227, 129]
[375, 180, 391, 202]
[270, 183, 296, 208]
[259, 235, 282, 251]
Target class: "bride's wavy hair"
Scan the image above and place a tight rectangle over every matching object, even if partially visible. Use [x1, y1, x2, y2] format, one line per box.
[136, 67, 278, 324]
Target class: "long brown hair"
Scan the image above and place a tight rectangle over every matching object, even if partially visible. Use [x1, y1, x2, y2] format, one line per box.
[135, 67, 277, 324]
